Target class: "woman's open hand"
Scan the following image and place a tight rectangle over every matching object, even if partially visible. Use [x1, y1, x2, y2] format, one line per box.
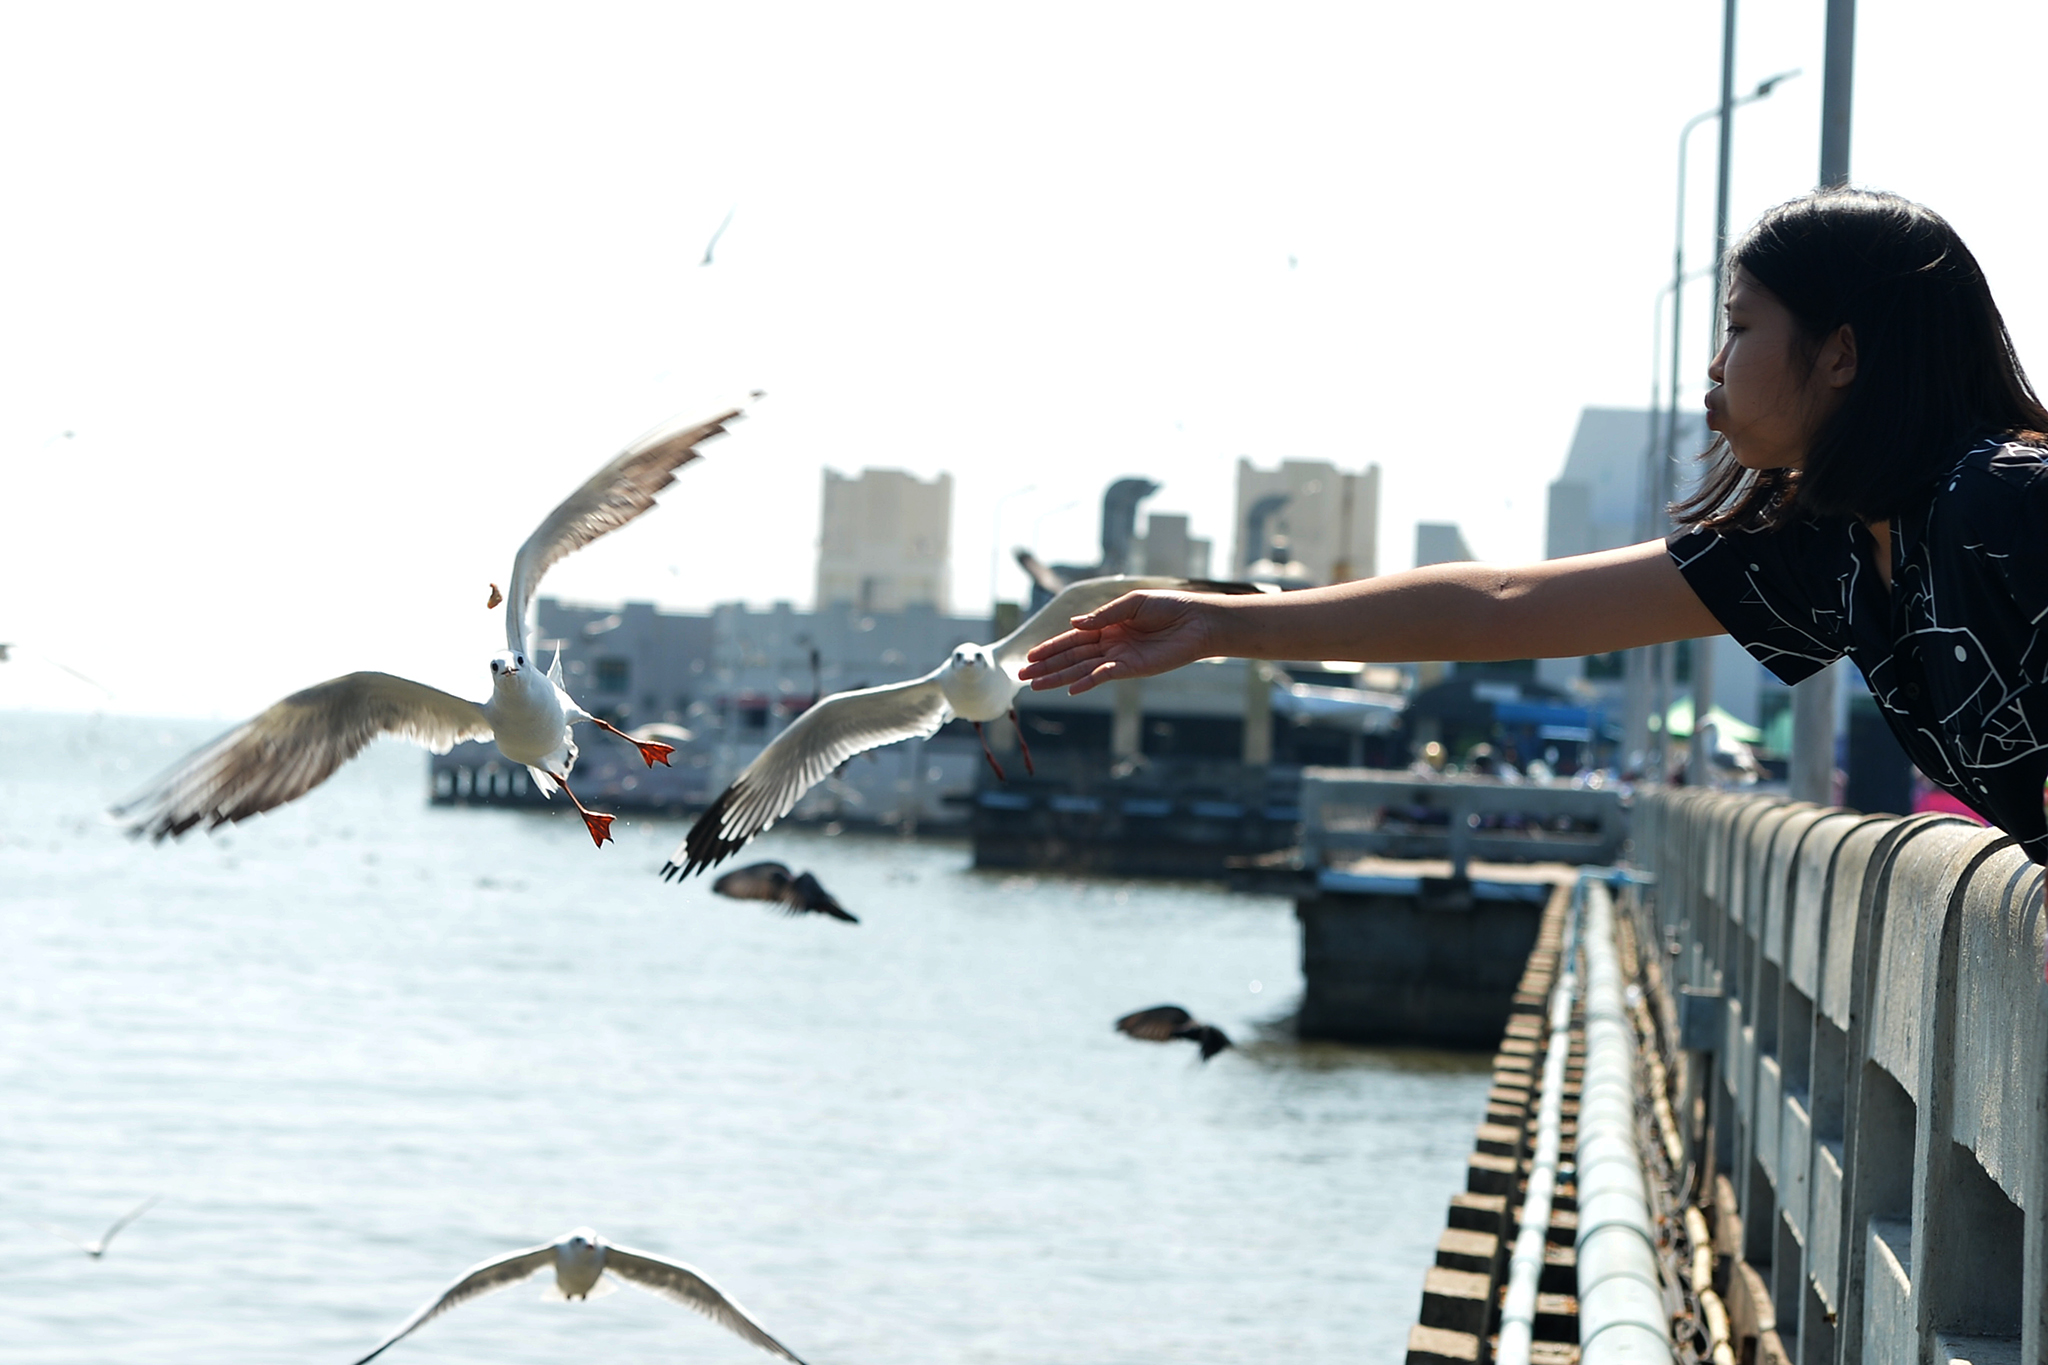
[1017, 590, 1222, 695]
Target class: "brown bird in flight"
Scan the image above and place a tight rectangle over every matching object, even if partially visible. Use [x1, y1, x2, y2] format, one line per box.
[712, 861, 858, 923]
[1115, 1005, 1232, 1061]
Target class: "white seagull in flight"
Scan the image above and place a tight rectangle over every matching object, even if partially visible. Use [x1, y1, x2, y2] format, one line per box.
[26, 1195, 161, 1258]
[664, 574, 1261, 878]
[112, 401, 753, 849]
[348, 1227, 807, 1364]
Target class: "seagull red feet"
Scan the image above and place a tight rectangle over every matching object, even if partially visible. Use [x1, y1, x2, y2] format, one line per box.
[548, 771, 616, 849]
[1009, 707, 1036, 776]
[974, 721, 1008, 782]
[588, 717, 673, 768]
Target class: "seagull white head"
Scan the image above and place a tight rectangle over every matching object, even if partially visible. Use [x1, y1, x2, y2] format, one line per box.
[554, 1228, 607, 1297]
[488, 650, 530, 680]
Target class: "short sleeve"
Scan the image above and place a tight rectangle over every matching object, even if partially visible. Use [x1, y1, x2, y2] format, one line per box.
[1974, 445, 2048, 628]
[1667, 518, 1860, 686]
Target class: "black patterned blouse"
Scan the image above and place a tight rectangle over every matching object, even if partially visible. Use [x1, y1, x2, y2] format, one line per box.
[1668, 437, 2048, 864]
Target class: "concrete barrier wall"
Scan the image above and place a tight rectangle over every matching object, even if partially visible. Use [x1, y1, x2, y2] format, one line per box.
[1635, 790, 2048, 1365]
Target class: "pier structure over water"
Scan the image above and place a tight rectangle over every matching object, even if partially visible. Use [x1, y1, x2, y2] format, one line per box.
[1284, 771, 1625, 1047]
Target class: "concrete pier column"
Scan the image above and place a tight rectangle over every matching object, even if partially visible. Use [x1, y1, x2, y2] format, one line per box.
[1242, 662, 1273, 765]
[1110, 679, 1143, 760]
[1296, 883, 1549, 1047]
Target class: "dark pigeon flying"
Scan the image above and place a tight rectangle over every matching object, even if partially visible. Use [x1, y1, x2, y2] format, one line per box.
[1115, 1005, 1232, 1061]
[712, 862, 858, 923]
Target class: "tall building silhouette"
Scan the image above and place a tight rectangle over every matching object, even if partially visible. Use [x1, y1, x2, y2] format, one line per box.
[815, 468, 952, 613]
[1414, 522, 1475, 567]
[1544, 407, 1706, 559]
[1232, 458, 1379, 584]
[1540, 406, 1776, 737]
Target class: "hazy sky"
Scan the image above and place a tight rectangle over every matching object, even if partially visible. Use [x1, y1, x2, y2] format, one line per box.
[4, 2, 2045, 718]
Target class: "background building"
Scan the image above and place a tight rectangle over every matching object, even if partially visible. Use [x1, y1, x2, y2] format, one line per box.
[1131, 512, 1211, 578]
[815, 468, 952, 613]
[1543, 406, 1704, 559]
[1034, 478, 1211, 585]
[1537, 405, 1785, 749]
[1232, 459, 1380, 584]
[1414, 523, 1474, 567]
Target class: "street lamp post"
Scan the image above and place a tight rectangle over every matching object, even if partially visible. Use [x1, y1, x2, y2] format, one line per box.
[1786, 0, 1858, 805]
[988, 483, 1036, 620]
[1628, 66, 1798, 779]
[1664, 68, 1799, 498]
[1029, 499, 1081, 553]
[1691, 0, 1744, 784]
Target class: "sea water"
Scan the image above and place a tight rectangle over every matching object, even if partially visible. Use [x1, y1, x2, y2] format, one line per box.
[0, 712, 1488, 1363]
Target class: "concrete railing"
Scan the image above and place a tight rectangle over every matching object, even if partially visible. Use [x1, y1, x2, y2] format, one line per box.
[1634, 789, 2047, 1365]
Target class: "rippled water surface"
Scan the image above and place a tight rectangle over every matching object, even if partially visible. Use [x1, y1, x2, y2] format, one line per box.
[2, 712, 1489, 1364]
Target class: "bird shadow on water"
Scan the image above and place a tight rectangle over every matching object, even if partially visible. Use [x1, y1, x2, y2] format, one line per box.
[1233, 1009, 1495, 1077]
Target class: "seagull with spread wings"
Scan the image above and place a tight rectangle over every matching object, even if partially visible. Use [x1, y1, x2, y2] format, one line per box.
[348, 1227, 806, 1364]
[112, 402, 753, 849]
[25, 1195, 161, 1258]
[663, 574, 1263, 880]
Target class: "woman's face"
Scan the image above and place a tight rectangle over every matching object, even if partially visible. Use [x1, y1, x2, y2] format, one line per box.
[1704, 267, 1856, 470]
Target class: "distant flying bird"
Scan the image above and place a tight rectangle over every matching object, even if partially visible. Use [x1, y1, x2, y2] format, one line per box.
[27, 1195, 161, 1257]
[111, 402, 756, 849]
[663, 575, 1264, 880]
[1013, 548, 1067, 596]
[1116, 1005, 1233, 1061]
[713, 862, 857, 923]
[0, 641, 116, 697]
[700, 206, 736, 266]
[350, 1227, 805, 1365]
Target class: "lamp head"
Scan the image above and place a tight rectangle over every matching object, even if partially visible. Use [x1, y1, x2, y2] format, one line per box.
[1752, 68, 1801, 99]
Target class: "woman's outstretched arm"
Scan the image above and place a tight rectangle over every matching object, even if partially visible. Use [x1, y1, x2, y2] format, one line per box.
[1018, 539, 1722, 695]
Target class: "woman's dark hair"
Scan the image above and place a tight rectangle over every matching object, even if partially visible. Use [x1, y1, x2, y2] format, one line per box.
[1676, 189, 2048, 530]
